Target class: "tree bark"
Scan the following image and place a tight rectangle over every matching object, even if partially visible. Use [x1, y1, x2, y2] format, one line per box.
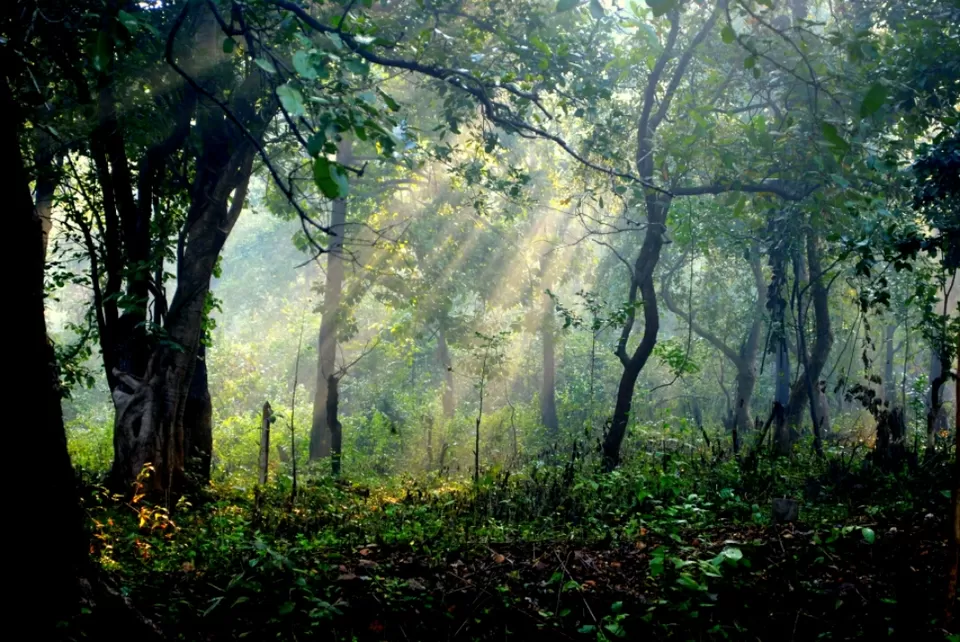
[786, 230, 834, 448]
[883, 322, 898, 404]
[540, 264, 560, 438]
[183, 344, 213, 483]
[437, 324, 455, 417]
[310, 138, 352, 460]
[259, 401, 272, 485]
[771, 240, 793, 456]
[928, 349, 949, 449]
[947, 348, 959, 625]
[8, 71, 87, 628]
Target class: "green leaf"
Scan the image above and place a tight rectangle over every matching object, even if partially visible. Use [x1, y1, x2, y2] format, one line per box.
[117, 10, 139, 33]
[378, 89, 401, 112]
[91, 32, 111, 72]
[821, 122, 849, 153]
[861, 527, 876, 544]
[590, 0, 605, 19]
[313, 157, 349, 199]
[313, 157, 340, 199]
[744, 55, 756, 69]
[254, 57, 277, 74]
[721, 24, 737, 44]
[307, 133, 326, 157]
[556, 0, 580, 11]
[277, 84, 306, 117]
[720, 546, 743, 562]
[646, 0, 678, 16]
[222, 37, 236, 54]
[604, 622, 627, 638]
[676, 574, 705, 591]
[293, 50, 317, 79]
[859, 83, 888, 118]
[344, 58, 370, 75]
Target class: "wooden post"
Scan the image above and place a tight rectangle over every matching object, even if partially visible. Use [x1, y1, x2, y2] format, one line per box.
[259, 401, 272, 486]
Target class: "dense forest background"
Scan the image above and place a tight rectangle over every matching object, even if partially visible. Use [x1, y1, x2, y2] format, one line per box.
[7, 0, 959, 639]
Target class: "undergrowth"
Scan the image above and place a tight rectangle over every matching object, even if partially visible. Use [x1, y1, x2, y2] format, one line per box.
[70, 437, 956, 641]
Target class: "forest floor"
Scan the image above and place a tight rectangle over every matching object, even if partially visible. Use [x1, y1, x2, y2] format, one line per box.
[72, 450, 956, 641]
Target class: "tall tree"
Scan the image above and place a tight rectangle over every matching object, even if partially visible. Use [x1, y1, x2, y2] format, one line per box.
[310, 138, 353, 462]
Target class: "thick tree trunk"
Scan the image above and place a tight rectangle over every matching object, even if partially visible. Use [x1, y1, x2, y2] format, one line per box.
[9, 73, 87, 628]
[540, 284, 560, 438]
[107, 6, 266, 497]
[774, 337, 793, 455]
[110, 142, 255, 497]
[183, 344, 213, 483]
[310, 139, 352, 460]
[437, 324, 455, 417]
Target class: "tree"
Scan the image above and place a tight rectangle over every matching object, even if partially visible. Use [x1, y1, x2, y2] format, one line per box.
[310, 138, 353, 461]
[662, 241, 766, 455]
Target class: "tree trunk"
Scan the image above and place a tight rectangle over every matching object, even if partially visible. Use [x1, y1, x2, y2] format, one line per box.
[328, 375, 343, 476]
[259, 401, 272, 485]
[947, 348, 959, 625]
[437, 324, 455, 417]
[786, 231, 834, 451]
[34, 127, 59, 255]
[183, 343, 213, 483]
[9, 72, 87, 628]
[928, 349, 949, 450]
[774, 335, 793, 455]
[540, 284, 560, 438]
[883, 322, 898, 404]
[425, 415, 434, 469]
[310, 138, 352, 460]
[109, 141, 256, 498]
[732, 368, 757, 452]
[107, 7, 267, 497]
[603, 196, 669, 470]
